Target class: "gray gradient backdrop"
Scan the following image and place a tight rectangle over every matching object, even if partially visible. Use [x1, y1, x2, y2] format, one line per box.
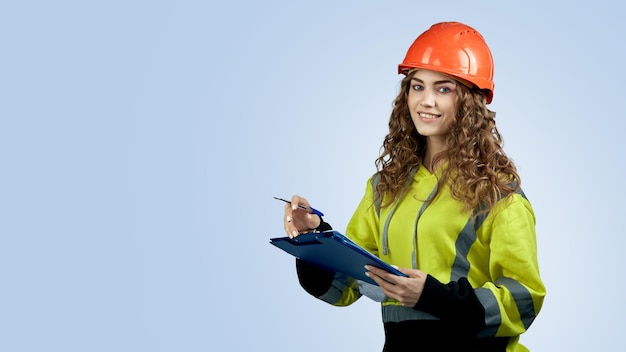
[2, 1, 623, 351]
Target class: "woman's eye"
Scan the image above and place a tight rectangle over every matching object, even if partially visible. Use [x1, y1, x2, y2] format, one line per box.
[438, 86, 453, 93]
[411, 84, 424, 91]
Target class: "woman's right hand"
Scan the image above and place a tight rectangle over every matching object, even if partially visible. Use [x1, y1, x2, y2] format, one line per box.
[283, 195, 321, 238]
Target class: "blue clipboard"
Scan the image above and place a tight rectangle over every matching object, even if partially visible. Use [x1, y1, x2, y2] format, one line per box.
[270, 230, 407, 286]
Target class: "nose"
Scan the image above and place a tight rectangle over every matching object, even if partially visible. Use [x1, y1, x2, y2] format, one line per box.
[420, 88, 435, 107]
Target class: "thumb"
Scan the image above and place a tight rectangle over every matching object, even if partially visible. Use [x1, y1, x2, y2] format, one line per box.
[396, 266, 421, 277]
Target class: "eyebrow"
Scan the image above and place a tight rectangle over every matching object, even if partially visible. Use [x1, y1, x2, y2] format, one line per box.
[410, 77, 457, 85]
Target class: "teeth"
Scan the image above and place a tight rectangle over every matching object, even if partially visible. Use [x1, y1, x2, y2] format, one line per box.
[419, 112, 439, 119]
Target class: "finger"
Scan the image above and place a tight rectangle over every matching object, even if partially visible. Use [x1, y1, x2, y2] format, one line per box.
[395, 266, 421, 278]
[284, 219, 299, 239]
[284, 222, 299, 239]
[364, 270, 384, 286]
[365, 267, 395, 288]
[366, 265, 397, 280]
[365, 265, 404, 288]
[283, 219, 296, 238]
[290, 195, 310, 211]
[365, 270, 398, 298]
[283, 203, 299, 238]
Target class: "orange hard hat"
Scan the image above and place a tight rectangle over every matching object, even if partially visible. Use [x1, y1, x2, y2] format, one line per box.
[398, 22, 495, 104]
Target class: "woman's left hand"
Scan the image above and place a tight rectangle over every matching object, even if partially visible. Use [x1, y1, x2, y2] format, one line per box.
[365, 265, 427, 308]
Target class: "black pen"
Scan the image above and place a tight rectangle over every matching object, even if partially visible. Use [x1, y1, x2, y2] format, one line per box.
[273, 197, 325, 217]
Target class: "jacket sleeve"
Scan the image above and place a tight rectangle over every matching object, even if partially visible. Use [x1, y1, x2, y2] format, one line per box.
[416, 194, 546, 338]
[295, 221, 363, 306]
[474, 194, 546, 337]
[414, 275, 486, 339]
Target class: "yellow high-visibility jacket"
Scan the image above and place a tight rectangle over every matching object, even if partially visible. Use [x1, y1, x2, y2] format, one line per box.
[296, 165, 546, 351]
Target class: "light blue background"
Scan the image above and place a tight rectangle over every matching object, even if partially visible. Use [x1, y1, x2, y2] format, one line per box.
[2, 1, 623, 351]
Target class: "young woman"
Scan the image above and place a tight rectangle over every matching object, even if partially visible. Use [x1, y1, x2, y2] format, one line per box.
[282, 22, 546, 352]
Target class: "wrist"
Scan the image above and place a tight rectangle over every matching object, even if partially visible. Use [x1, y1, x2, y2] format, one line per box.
[313, 218, 332, 232]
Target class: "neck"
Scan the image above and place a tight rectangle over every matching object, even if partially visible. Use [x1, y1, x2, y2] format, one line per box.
[423, 137, 447, 173]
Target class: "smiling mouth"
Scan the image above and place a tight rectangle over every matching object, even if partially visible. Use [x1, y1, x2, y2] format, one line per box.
[418, 112, 440, 119]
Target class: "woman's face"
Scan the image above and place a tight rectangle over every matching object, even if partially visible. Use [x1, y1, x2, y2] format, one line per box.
[407, 69, 458, 142]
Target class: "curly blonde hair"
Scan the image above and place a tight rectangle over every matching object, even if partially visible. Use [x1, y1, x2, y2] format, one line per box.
[374, 72, 520, 215]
